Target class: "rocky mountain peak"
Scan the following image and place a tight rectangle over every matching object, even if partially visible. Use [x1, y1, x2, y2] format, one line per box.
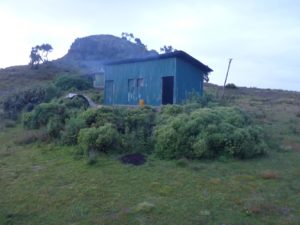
[61, 34, 158, 64]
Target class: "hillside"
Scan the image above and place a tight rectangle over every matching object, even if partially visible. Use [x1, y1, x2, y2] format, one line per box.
[1, 52, 300, 224]
[0, 63, 73, 100]
[1, 82, 300, 224]
[204, 83, 300, 149]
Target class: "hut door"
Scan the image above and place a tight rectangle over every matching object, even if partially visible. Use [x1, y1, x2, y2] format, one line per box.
[105, 80, 114, 105]
[128, 79, 136, 104]
[162, 76, 174, 105]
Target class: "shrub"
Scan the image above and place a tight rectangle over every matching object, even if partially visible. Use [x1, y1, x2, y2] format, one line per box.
[78, 123, 120, 154]
[62, 117, 87, 145]
[160, 105, 184, 116]
[54, 74, 93, 91]
[59, 96, 89, 109]
[79, 107, 123, 128]
[47, 116, 64, 139]
[3, 85, 60, 119]
[76, 106, 155, 153]
[225, 83, 238, 89]
[182, 103, 202, 113]
[225, 126, 268, 158]
[79, 108, 98, 126]
[185, 91, 216, 106]
[91, 92, 104, 104]
[22, 112, 35, 129]
[23, 102, 67, 129]
[122, 107, 156, 153]
[154, 106, 268, 159]
[44, 84, 61, 102]
[154, 114, 194, 159]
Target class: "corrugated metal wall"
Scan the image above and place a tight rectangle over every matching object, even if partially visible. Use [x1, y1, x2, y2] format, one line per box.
[104, 58, 176, 105]
[104, 57, 204, 105]
[176, 58, 204, 103]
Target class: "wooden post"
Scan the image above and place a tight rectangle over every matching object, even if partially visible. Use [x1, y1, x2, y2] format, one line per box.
[222, 58, 233, 98]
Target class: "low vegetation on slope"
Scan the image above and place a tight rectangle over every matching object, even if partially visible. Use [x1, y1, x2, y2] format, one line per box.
[155, 106, 268, 159]
[1, 74, 93, 120]
[20, 95, 268, 160]
[0, 63, 74, 100]
[1, 82, 300, 225]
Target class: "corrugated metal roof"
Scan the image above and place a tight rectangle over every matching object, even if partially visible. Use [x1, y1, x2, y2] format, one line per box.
[105, 50, 213, 73]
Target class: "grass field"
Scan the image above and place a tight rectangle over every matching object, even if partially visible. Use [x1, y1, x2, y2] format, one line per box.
[1, 80, 300, 224]
[0, 126, 300, 225]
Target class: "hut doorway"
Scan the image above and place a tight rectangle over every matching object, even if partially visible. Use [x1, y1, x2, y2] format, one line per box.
[162, 76, 174, 105]
[105, 80, 114, 105]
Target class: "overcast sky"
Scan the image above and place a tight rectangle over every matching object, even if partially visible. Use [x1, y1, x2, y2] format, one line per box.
[1, 0, 299, 91]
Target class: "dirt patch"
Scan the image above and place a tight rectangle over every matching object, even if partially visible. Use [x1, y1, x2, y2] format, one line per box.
[260, 170, 280, 180]
[283, 139, 300, 152]
[120, 153, 146, 166]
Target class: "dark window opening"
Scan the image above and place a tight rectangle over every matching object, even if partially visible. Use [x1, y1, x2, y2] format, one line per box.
[128, 79, 135, 93]
[128, 78, 145, 104]
[162, 76, 174, 105]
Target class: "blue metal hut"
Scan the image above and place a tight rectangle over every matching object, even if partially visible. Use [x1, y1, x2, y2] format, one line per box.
[104, 51, 213, 106]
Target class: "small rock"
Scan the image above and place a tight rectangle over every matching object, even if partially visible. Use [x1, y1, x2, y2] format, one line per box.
[32, 165, 42, 172]
[134, 202, 155, 213]
[199, 210, 210, 216]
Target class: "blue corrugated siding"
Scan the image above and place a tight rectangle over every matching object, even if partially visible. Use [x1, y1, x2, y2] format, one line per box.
[176, 58, 204, 103]
[104, 58, 176, 105]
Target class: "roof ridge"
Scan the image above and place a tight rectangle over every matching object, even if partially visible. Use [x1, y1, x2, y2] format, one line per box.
[104, 50, 213, 73]
[105, 50, 213, 73]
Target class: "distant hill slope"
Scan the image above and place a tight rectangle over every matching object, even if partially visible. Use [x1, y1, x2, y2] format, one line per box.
[57, 34, 158, 73]
[0, 34, 159, 99]
[0, 63, 73, 100]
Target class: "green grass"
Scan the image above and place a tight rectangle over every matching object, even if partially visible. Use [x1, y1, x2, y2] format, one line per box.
[1, 83, 300, 224]
[1, 127, 300, 225]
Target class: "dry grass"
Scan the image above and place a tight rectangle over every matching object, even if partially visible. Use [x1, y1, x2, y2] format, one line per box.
[14, 129, 48, 145]
[0, 62, 73, 100]
[260, 170, 280, 180]
[247, 202, 280, 215]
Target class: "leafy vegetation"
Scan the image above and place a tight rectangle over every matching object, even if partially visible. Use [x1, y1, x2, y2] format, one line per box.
[78, 124, 121, 154]
[18, 94, 268, 160]
[23, 102, 67, 129]
[225, 83, 238, 89]
[1, 81, 300, 224]
[160, 45, 176, 53]
[70, 106, 156, 154]
[3, 85, 60, 119]
[121, 32, 147, 49]
[54, 74, 93, 91]
[185, 91, 217, 107]
[2, 74, 93, 119]
[155, 107, 268, 159]
[29, 44, 53, 68]
[62, 116, 86, 145]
